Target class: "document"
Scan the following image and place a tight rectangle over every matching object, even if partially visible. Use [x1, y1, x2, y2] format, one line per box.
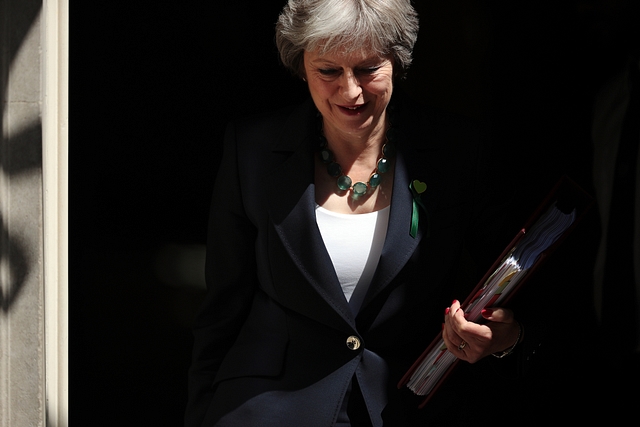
[397, 176, 593, 407]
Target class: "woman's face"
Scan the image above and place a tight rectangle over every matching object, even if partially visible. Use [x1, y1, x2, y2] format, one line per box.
[303, 49, 394, 141]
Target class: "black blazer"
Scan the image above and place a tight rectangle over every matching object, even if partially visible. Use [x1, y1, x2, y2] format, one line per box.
[185, 94, 513, 427]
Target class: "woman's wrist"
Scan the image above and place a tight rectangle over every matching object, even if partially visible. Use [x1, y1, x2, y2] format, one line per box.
[492, 321, 523, 359]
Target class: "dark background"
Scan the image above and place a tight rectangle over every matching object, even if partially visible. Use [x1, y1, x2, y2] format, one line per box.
[70, 1, 637, 425]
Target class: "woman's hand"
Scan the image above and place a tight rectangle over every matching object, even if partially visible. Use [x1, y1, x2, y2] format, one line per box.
[442, 300, 522, 363]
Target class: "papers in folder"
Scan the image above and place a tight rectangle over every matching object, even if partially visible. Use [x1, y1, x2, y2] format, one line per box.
[402, 202, 577, 399]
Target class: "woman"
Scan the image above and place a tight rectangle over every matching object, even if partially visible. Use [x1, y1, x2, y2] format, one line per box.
[186, 1, 523, 425]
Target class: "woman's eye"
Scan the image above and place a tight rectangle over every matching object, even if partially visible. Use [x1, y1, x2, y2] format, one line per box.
[318, 69, 338, 76]
[358, 67, 380, 75]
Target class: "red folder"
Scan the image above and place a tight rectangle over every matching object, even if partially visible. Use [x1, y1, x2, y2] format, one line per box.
[397, 175, 594, 407]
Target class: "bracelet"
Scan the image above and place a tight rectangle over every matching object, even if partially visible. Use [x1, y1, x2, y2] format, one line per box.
[491, 321, 523, 359]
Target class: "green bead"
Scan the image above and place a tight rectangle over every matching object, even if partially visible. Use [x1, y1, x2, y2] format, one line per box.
[382, 142, 395, 158]
[377, 157, 390, 174]
[353, 182, 368, 196]
[327, 162, 342, 177]
[369, 173, 381, 188]
[317, 134, 327, 149]
[320, 148, 333, 163]
[386, 127, 398, 143]
[337, 175, 352, 191]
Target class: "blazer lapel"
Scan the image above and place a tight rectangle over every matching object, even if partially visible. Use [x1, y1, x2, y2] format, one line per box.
[360, 148, 427, 310]
[267, 101, 355, 327]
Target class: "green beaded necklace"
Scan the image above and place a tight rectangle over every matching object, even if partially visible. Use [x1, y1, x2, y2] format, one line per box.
[316, 114, 396, 199]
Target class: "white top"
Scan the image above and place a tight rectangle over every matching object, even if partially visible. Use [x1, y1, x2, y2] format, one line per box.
[315, 205, 390, 314]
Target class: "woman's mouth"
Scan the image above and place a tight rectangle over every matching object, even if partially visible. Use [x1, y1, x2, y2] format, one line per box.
[337, 103, 368, 115]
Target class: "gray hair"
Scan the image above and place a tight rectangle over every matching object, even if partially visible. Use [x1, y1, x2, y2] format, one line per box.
[275, 0, 419, 79]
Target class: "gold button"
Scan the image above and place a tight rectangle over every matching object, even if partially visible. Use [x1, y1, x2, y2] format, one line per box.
[346, 336, 361, 351]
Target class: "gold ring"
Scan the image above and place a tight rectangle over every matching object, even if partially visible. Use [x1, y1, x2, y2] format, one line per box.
[457, 340, 467, 350]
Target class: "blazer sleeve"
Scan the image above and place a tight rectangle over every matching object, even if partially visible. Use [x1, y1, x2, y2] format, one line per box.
[185, 122, 259, 427]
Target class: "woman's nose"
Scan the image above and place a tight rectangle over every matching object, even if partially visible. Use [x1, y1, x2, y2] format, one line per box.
[339, 71, 362, 100]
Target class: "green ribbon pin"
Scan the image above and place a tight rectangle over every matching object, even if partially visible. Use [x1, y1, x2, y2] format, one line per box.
[409, 179, 428, 238]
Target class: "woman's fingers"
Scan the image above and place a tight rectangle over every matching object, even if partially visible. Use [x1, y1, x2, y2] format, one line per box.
[443, 301, 520, 363]
[443, 300, 482, 362]
[442, 304, 461, 347]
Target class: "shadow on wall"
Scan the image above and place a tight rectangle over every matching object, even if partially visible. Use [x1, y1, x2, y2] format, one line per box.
[0, 0, 42, 311]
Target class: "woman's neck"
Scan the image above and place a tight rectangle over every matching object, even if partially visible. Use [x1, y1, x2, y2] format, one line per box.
[322, 113, 388, 170]
[315, 111, 394, 214]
